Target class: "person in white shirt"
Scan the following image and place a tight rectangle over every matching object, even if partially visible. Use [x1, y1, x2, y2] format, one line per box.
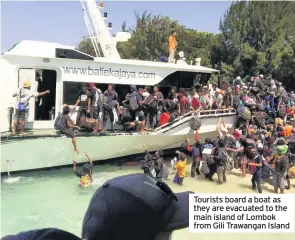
[12, 80, 50, 136]
[142, 86, 150, 100]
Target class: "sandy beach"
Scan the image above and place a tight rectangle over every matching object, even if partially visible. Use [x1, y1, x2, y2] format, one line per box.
[152, 160, 295, 240]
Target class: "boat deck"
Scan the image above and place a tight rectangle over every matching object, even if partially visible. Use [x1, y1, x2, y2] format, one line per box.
[1, 129, 154, 141]
[1, 109, 237, 141]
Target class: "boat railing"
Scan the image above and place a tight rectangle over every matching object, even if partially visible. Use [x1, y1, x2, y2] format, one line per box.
[154, 108, 236, 132]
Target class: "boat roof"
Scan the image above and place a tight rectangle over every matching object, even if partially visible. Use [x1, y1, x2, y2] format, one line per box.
[3, 40, 219, 73]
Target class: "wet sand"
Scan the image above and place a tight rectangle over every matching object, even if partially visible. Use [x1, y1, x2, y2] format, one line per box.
[135, 159, 295, 240]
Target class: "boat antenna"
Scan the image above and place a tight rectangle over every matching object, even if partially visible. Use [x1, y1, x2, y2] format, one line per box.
[80, 0, 101, 57]
[82, 0, 121, 59]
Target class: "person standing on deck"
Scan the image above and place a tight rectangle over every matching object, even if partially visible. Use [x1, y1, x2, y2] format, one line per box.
[168, 30, 177, 63]
[103, 84, 118, 132]
[12, 80, 50, 136]
[178, 88, 189, 116]
[88, 82, 102, 132]
[73, 152, 94, 188]
[73, 83, 91, 126]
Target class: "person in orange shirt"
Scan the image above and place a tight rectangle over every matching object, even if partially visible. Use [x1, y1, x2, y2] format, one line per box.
[285, 121, 293, 137]
[173, 152, 187, 185]
[168, 31, 177, 63]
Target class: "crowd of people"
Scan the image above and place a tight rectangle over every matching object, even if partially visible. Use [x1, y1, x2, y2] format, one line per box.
[140, 73, 295, 193]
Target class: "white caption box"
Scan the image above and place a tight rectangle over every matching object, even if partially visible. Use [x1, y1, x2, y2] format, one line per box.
[189, 194, 295, 233]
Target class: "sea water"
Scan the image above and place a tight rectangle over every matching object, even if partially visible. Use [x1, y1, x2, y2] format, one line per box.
[2, 163, 295, 240]
[1, 165, 137, 237]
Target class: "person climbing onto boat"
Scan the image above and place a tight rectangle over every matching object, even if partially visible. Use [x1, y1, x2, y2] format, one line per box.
[12, 80, 50, 136]
[72, 83, 91, 126]
[73, 152, 93, 188]
[55, 105, 80, 153]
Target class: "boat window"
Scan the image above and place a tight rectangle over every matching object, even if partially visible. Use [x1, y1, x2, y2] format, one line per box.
[62, 82, 147, 105]
[157, 71, 211, 89]
[55, 48, 94, 61]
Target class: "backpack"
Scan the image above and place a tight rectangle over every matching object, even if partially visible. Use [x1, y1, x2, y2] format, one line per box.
[189, 116, 201, 131]
[215, 149, 228, 166]
[192, 146, 200, 157]
[201, 161, 210, 175]
[146, 94, 157, 110]
[277, 103, 286, 118]
[129, 96, 139, 111]
[96, 90, 107, 108]
[17, 88, 26, 112]
[233, 95, 241, 109]
[288, 137, 295, 154]
[180, 141, 188, 150]
[162, 163, 169, 179]
[54, 114, 66, 130]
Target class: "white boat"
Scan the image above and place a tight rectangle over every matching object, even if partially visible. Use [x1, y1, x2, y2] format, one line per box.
[0, 0, 237, 173]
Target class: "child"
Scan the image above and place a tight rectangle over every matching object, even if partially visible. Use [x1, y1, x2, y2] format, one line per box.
[173, 152, 187, 185]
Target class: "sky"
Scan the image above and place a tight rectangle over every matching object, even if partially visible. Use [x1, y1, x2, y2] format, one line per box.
[0, 1, 232, 52]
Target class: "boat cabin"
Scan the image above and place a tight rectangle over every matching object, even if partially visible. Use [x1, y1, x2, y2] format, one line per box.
[0, 40, 219, 132]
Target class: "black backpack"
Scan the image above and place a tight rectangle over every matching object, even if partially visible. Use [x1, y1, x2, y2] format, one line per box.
[129, 95, 139, 111]
[233, 95, 240, 109]
[189, 116, 201, 131]
[215, 149, 228, 166]
[54, 114, 66, 130]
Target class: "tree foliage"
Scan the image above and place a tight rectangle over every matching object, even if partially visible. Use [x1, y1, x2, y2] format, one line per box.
[76, 2, 295, 90]
[217, 1, 295, 88]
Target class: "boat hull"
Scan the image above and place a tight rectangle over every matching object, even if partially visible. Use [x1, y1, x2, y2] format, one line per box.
[1, 115, 237, 173]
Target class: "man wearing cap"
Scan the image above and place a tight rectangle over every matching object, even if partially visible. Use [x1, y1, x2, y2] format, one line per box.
[2, 174, 192, 240]
[12, 80, 50, 136]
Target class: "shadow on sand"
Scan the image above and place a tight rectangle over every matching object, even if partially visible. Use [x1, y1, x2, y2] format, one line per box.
[228, 171, 242, 177]
[238, 183, 274, 193]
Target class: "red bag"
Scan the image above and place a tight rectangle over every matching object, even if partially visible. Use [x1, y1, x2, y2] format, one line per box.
[160, 112, 170, 125]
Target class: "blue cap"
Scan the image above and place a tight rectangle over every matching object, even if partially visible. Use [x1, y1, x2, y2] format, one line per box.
[2, 228, 81, 240]
[82, 173, 192, 240]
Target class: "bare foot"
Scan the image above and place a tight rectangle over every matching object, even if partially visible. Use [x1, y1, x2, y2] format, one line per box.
[74, 148, 80, 154]
[11, 132, 16, 136]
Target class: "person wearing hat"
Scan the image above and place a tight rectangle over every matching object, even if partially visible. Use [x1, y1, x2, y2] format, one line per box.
[233, 76, 242, 86]
[266, 145, 289, 194]
[12, 80, 50, 136]
[2, 174, 192, 240]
